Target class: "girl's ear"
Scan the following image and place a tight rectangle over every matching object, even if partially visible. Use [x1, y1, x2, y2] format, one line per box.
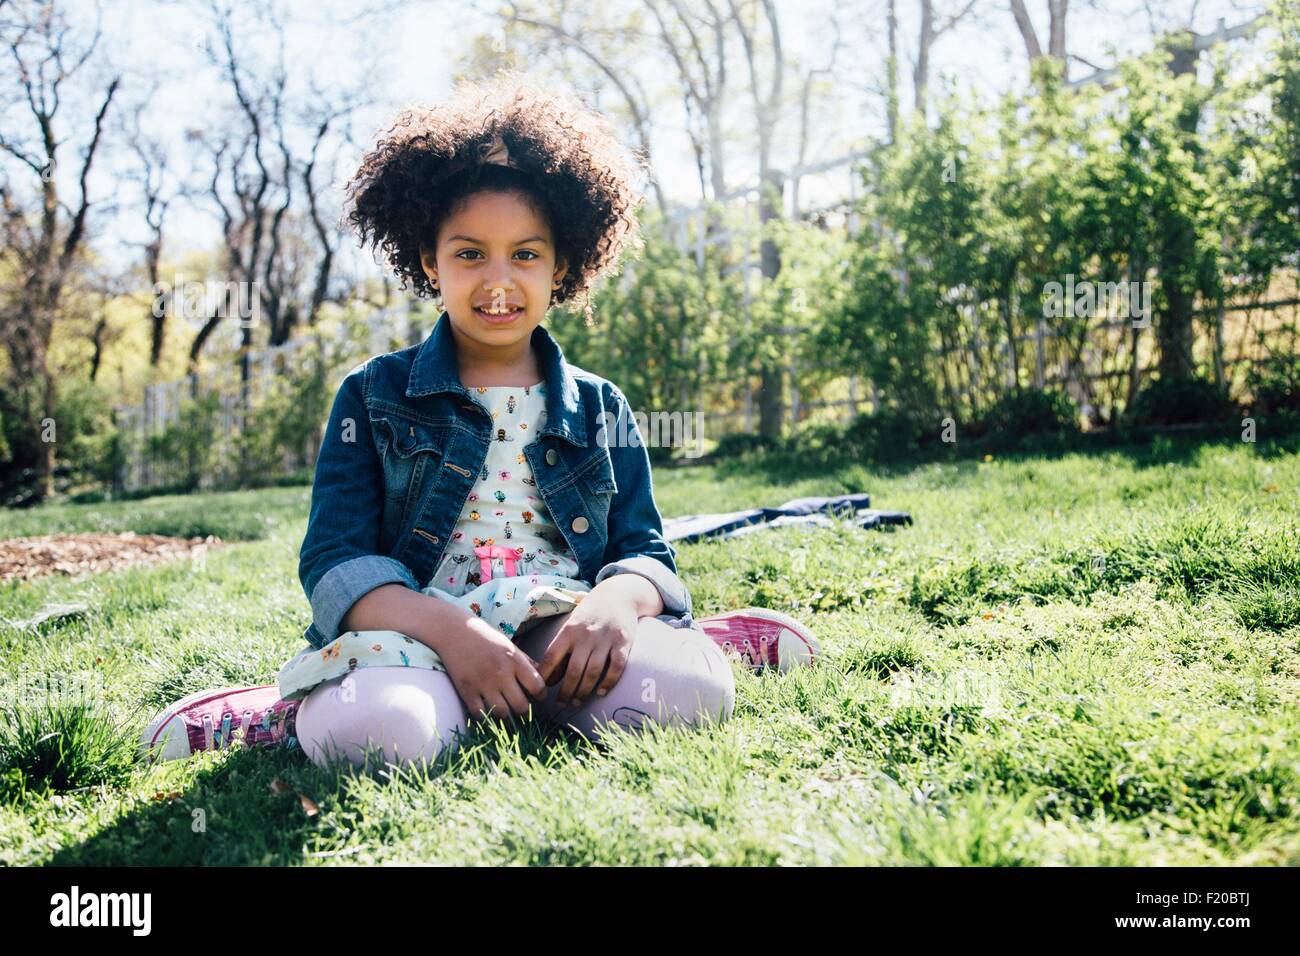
[552, 256, 568, 290]
[418, 245, 438, 284]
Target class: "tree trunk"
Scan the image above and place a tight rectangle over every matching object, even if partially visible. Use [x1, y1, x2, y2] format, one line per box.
[1156, 276, 1197, 380]
[757, 168, 785, 439]
[914, 0, 934, 122]
[1155, 32, 1201, 381]
[90, 313, 109, 382]
[886, 0, 899, 142]
[147, 237, 166, 366]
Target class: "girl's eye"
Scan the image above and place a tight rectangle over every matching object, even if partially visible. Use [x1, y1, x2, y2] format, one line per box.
[455, 249, 540, 261]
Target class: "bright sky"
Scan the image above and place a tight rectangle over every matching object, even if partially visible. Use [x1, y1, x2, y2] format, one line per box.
[10, 0, 1270, 278]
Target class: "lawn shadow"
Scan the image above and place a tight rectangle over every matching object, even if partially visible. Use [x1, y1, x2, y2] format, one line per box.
[45, 706, 596, 866]
[712, 445, 981, 489]
[707, 419, 1294, 489]
[46, 745, 326, 866]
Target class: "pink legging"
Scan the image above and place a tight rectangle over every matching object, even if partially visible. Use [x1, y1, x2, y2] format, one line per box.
[295, 614, 736, 769]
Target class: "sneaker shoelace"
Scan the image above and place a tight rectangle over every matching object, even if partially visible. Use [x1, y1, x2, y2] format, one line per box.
[201, 710, 256, 751]
[717, 633, 776, 668]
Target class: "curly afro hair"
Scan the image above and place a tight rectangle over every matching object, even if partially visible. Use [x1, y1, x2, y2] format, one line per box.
[344, 74, 647, 318]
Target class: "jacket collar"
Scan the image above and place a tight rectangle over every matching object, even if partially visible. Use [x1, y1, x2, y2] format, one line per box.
[406, 310, 588, 448]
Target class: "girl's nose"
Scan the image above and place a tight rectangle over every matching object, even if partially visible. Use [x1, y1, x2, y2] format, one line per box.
[484, 273, 516, 294]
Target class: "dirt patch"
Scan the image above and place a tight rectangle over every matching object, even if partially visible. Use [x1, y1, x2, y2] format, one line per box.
[0, 532, 224, 584]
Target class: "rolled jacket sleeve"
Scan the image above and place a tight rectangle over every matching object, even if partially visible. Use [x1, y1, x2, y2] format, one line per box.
[298, 363, 421, 644]
[594, 385, 693, 621]
[308, 553, 421, 644]
[595, 555, 692, 618]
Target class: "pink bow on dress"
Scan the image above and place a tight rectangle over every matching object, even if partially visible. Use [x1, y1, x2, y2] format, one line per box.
[474, 544, 523, 582]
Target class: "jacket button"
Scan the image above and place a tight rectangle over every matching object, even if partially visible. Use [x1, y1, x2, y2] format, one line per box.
[545, 448, 558, 466]
[571, 516, 589, 533]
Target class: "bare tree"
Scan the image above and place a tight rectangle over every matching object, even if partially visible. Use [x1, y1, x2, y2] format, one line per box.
[887, 0, 900, 141]
[473, 0, 858, 437]
[185, 0, 369, 377]
[1008, 0, 1072, 67]
[493, 0, 670, 214]
[300, 87, 366, 327]
[790, 12, 847, 215]
[912, 0, 979, 121]
[643, 0, 736, 205]
[726, 0, 790, 437]
[86, 269, 130, 383]
[120, 90, 185, 369]
[0, 1, 120, 502]
[847, 0, 980, 137]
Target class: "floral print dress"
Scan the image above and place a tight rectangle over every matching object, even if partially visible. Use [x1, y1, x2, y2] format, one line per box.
[278, 382, 592, 702]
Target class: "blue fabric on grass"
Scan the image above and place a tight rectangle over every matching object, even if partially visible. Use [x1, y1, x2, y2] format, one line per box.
[662, 493, 912, 545]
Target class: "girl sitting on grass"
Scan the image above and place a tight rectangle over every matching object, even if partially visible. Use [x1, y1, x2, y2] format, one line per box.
[142, 76, 819, 769]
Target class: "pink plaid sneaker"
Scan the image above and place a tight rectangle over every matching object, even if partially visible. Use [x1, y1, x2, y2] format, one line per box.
[696, 607, 820, 672]
[141, 684, 299, 762]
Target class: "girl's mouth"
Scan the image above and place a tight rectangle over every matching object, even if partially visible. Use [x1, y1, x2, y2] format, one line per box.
[475, 307, 524, 325]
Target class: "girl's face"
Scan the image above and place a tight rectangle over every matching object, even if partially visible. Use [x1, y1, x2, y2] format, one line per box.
[419, 189, 567, 359]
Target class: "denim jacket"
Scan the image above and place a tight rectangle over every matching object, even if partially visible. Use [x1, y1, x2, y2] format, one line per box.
[297, 310, 693, 650]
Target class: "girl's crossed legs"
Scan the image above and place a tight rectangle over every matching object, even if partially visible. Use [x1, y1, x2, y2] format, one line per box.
[295, 614, 736, 770]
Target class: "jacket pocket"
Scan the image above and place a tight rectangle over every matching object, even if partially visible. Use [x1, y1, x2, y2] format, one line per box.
[371, 414, 446, 503]
[571, 448, 617, 535]
[573, 447, 618, 496]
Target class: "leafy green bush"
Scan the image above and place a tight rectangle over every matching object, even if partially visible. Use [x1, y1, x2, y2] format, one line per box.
[146, 390, 223, 491]
[759, 421, 846, 469]
[53, 377, 121, 493]
[844, 407, 932, 458]
[1126, 377, 1235, 427]
[785, 419, 841, 450]
[714, 406, 948, 468]
[977, 389, 1081, 440]
[0, 376, 125, 504]
[229, 350, 335, 488]
[0, 379, 45, 506]
[1247, 354, 1300, 415]
[711, 432, 779, 459]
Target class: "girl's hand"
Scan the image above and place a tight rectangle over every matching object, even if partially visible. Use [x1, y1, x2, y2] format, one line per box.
[439, 616, 549, 721]
[537, 594, 639, 708]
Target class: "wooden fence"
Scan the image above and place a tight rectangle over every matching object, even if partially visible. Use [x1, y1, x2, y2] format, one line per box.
[111, 287, 1300, 494]
[112, 307, 422, 493]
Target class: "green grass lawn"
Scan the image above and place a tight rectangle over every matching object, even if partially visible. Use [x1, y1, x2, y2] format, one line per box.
[1, 434, 1297, 865]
